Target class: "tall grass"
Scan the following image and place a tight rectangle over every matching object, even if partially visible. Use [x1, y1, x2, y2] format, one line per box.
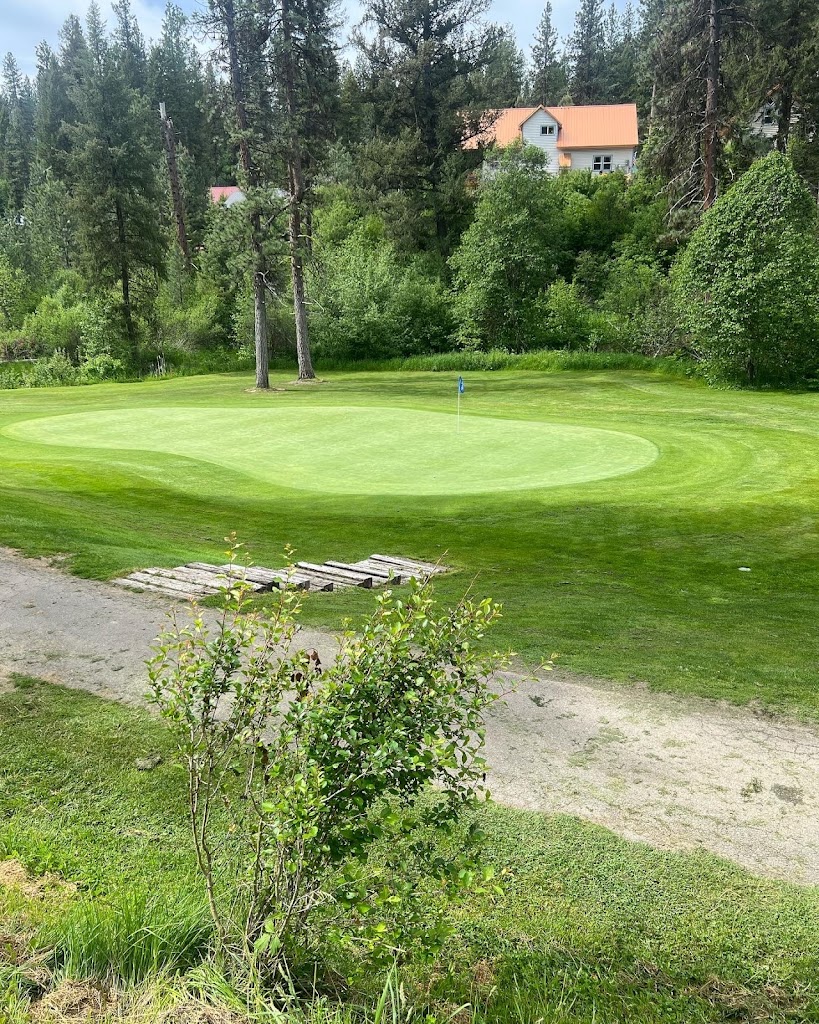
[41, 889, 212, 985]
[305, 349, 695, 376]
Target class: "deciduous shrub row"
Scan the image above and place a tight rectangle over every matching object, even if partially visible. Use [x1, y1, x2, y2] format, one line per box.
[3, 151, 819, 388]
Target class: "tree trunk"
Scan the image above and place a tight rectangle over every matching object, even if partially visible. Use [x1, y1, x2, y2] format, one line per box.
[253, 270, 269, 386]
[702, 0, 721, 210]
[287, 164, 314, 380]
[776, 84, 793, 153]
[282, 0, 315, 381]
[222, 0, 269, 389]
[159, 102, 191, 269]
[115, 197, 136, 357]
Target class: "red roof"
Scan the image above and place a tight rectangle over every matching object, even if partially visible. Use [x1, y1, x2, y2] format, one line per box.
[209, 185, 243, 203]
[466, 104, 639, 150]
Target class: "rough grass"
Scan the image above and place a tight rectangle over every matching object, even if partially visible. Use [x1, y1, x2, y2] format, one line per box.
[2, 367, 819, 711]
[1, 678, 818, 1023]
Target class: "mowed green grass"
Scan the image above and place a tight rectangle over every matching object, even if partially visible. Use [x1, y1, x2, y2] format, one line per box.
[2, 368, 819, 711]
[3, 678, 819, 1023]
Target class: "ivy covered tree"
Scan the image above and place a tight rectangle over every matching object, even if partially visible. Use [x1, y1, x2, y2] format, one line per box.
[674, 152, 819, 385]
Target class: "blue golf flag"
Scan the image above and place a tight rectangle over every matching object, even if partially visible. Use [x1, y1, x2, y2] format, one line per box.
[458, 376, 465, 394]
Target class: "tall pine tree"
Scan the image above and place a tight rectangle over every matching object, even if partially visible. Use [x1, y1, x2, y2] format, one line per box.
[529, 3, 568, 106]
[67, 4, 164, 352]
[567, 0, 606, 103]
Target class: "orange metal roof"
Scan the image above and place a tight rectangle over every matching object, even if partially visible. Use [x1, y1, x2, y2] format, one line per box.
[209, 185, 243, 203]
[467, 104, 639, 150]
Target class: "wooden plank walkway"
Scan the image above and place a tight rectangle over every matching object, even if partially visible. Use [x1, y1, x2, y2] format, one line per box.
[113, 554, 451, 601]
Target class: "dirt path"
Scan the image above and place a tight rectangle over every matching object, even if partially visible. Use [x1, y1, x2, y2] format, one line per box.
[1, 547, 817, 885]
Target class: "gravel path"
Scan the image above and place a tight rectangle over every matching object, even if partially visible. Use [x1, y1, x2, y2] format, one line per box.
[2, 547, 817, 885]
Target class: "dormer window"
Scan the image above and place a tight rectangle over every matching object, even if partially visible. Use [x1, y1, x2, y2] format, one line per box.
[541, 124, 556, 136]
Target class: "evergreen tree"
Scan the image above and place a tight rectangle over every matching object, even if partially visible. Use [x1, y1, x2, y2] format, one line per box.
[354, 0, 498, 253]
[149, 3, 215, 243]
[603, 1, 638, 102]
[567, 0, 606, 103]
[529, 3, 568, 106]
[67, 3, 164, 352]
[269, 0, 341, 377]
[641, 0, 749, 208]
[1, 54, 34, 211]
[112, 0, 149, 91]
[745, 0, 819, 153]
[477, 30, 525, 107]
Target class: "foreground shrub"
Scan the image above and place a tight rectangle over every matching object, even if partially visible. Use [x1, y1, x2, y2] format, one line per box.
[673, 151, 819, 386]
[149, 561, 503, 980]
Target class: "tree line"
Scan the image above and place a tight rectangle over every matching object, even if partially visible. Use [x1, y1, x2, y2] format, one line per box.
[1, 0, 818, 389]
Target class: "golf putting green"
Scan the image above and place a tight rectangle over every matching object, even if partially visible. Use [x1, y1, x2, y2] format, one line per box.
[6, 406, 658, 495]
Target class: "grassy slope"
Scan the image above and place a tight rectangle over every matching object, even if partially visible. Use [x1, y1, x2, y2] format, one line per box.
[1, 369, 819, 710]
[1, 679, 818, 1023]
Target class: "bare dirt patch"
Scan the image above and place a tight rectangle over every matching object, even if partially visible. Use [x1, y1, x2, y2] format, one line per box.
[30, 980, 116, 1023]
[158, 1001, 242, 1024]
[0, 859, 76, 901]
[2, 547, 818, 884]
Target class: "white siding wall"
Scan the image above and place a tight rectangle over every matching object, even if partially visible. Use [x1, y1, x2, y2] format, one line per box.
[520, 109, 560, 172]
[565, 147, 636, 173]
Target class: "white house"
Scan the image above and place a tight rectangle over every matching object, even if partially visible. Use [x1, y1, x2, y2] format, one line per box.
[749, 102, 800, 143]
[466, 104, 639, 175]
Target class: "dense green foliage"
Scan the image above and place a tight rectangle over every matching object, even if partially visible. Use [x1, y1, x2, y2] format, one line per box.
[150, 578, 502, 974]
[674, 152, 819, 385]
[1, 0, 818, 386]
[2, 678, 819, 1022]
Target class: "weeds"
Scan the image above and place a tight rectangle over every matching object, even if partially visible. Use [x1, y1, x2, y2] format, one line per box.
[41, 890, 212, 985]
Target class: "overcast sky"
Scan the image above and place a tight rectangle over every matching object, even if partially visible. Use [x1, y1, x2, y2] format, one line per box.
[4, 0, 621, 77]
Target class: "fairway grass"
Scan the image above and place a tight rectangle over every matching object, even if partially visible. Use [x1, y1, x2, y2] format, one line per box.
[2, 368, 819, 710]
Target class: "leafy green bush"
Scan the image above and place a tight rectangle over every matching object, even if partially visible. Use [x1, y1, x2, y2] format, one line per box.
[17, 277, 125, 361]
[310, 228, 453, 359]
[542, 280, 590, 349]
[150, 565, 503, 979]
[450, 146, 566, 350]
[673, 151, 819, 385]
[155, 278, 226, 352]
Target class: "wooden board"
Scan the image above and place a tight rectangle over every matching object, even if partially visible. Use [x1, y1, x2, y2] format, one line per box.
[296, 562, 373, 588]
[289, 566, 351, 591]
[369, 554, 449, 574]
[347, 560, 409, 584]
[125, 571, 219, 597]
[112, 578, 200, 601]
[214, 564, 316, 591]
[327, 560, 396, 583]
[144, 566, 264, 592]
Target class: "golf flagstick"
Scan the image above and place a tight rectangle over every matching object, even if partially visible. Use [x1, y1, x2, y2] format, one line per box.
[457, 375, 465, 433]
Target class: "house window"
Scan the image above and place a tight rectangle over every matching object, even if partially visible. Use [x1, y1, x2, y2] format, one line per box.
[761, 104, 776, 126]
[593, 155, 613, 173]
[541, 124, 555, 136]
